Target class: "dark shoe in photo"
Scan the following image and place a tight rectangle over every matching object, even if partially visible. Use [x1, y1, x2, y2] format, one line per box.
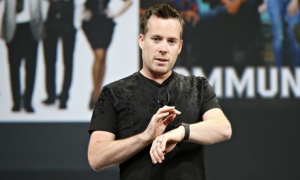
[89, 99, 96, 110]
[24, 105, 34, 113]
[89, 93, 97, 110]
[12, 105, 21, 112]
[42, 98, 55, 105]
[59, 101, 67, 109]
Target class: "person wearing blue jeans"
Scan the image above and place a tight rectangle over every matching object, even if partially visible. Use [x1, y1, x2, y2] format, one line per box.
[260, 0, 300, 67]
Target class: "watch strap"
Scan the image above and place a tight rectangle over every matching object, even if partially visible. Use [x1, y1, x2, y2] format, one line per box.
[175, 122, 190, 141]
[182, 123, 190, 141]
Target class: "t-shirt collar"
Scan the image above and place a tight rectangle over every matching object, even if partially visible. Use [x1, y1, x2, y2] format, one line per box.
[137, 71, 175, 87]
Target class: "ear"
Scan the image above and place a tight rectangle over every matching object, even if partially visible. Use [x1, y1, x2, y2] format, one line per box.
[138, 34, 144, 50]
[178, 40, 183, 55]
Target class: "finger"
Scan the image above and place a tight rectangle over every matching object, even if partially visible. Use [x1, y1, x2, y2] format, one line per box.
[162, 109, 181, 118]
[150, 140, 159, 163]
[162, 106, 181, 113]
[157, 140, 165, 161]
[162, 113, 176, 125]
[149, 144, 157, 164]
[150, 141, 164, 164]
[174, 109, 181, 115]
[154, 112, 170, 122]
[150, 148, 159, 164]
[154, 107, 180, 122]
[159, 107, 182, 116]
[158, 106, 175, 113]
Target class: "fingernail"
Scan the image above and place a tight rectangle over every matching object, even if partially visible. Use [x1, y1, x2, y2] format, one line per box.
[176, 110, 181, 114]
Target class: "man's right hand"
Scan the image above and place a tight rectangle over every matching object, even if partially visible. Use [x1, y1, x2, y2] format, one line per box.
[142, 106, 181, 142]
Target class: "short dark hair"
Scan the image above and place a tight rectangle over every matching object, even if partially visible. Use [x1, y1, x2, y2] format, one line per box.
[140, 3, 185, 39]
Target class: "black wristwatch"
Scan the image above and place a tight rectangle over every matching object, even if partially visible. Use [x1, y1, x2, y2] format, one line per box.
[175, 122, 190, 141]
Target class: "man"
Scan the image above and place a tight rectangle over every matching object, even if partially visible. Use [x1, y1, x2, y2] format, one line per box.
[0, 0, 47, 112]
[42, 0, 84, 109]
[88, 3, 232, 180]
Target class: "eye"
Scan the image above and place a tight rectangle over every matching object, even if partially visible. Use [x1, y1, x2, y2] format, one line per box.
[168, 39, 177, 45]
[152, 37, 160, 43]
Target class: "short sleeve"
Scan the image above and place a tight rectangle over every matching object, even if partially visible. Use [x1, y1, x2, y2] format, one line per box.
[199, 77, 221, 117]
[89, 87, 118, 135]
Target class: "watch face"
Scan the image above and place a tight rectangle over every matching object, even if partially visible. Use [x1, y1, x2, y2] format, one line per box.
[175, 122, 183, 127]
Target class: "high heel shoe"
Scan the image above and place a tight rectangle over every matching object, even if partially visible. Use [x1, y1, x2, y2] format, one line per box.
[59, 101, 67, 109]
[89, 93, 97, 110]
[42, 98, 55, 105]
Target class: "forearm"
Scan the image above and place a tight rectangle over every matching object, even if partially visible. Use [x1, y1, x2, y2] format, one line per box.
[149, 108, 231, 164]
[115, 0, 132, 17]
[149, 117, 231, 164]
[188, 117, 232, 145]
[89, 106, 181, 169]
[288, 0, 299, 16]
[74, 0, 85, 28]
[88, 132, 151, 172]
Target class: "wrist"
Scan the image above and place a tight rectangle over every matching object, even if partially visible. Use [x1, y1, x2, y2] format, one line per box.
[177, 125, 185, 141]
[176, 122, 190, 141]
[138, 131, 152, 144]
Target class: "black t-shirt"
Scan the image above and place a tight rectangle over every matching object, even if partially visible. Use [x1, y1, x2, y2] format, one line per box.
[89, 71, 220, 180]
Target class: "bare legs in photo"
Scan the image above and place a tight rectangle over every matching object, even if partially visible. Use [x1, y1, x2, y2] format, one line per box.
[90, 48, 107, 110]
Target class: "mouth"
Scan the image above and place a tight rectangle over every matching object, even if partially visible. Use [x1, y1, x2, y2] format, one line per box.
[155, 58, 168, 62]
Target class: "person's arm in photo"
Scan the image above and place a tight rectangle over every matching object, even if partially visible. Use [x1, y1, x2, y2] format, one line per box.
[180, 1, 200, 27]
[105, 0, 133, 18]
[74, 0, 86, 29]
[258, 0, 267, 14]
[288, 0, 299, 16]
[0, 0, 4, 33]
[41, 0, 50, 22]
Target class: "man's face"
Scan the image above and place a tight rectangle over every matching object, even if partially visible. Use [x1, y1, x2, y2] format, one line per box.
[139, 16, 183, 77]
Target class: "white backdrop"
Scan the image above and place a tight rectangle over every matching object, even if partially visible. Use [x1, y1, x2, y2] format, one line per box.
[0, 0, 139, 122]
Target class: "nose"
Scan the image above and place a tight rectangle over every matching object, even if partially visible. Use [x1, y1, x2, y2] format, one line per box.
[159, 49, 167, 55]
[159, 42, 168, 55]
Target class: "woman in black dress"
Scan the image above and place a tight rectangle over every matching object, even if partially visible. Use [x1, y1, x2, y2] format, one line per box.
[82, 0, 132, 109]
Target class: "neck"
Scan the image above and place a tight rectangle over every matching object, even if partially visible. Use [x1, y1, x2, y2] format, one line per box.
[139, 69, 172, 84]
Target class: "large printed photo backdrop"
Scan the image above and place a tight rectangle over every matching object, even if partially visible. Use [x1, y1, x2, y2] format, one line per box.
[0, 0, 139, 122]
[0, 0, 299, 122]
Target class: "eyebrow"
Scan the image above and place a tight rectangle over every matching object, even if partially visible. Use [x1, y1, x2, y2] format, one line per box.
[150, 35, 179, 41]
[167, 37, 178, 41]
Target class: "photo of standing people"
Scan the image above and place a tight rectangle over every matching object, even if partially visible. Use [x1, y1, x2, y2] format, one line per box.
[0, 0, 138, 121]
